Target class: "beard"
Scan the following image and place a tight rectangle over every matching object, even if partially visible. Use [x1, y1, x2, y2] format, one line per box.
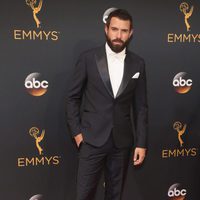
[106, 35, 130, 53]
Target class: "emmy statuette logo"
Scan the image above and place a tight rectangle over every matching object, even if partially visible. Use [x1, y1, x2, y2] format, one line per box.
[26, 0, 43, 28]
[17, 127, 61, 167]
[179, 2, 194, 32]
[173, 122, 187, 147]
[167, 2, 200, 43]
[161, 121, 198, 158]
[13, 0, 60, 41]
[29, 127, 45, 155]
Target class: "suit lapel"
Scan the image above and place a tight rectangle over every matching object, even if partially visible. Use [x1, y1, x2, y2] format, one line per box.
[95, 46, 114, 98]
[116, 52, 137, 98]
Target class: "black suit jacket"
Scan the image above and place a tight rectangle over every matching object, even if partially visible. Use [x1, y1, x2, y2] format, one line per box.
[66, 45, 148, 148]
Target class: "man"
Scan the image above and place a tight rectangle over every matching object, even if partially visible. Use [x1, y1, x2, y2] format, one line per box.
[66, 9, 148, 200]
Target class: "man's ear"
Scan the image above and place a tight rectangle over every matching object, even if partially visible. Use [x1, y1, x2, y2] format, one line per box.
[129, 29, 133, 38]
[105, 25, 108, 34]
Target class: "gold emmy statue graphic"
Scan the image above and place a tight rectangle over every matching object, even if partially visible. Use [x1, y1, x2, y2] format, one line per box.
[173, 121, 187, 147]
[29, 127, 45, 155]
[179, 2, 194, 32]
[26, 0, 43, 28]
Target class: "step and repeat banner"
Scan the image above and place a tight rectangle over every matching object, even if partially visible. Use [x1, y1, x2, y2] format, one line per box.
[0, 0, 199, 199]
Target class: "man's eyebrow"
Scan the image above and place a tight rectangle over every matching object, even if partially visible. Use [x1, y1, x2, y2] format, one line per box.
[110, 26, 118, 29]
[121, 28, 129, 31]
[110, 26, 129, 31]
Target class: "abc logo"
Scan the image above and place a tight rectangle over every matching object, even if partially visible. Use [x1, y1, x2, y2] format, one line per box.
[29, 194, 43, 200]
[25, 73, 48, 96]
[103, 8, 117, 24]
[168, 188, 187, 197]
[168, 183, 187, 199]
[173, 72, 192, 94]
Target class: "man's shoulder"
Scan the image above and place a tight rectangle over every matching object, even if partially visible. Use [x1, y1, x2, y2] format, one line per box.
[79, 46, 104, 58]
[127, 50, 145, 64]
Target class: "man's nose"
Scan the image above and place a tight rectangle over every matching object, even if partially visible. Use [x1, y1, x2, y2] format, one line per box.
[116, 31, 122, 39]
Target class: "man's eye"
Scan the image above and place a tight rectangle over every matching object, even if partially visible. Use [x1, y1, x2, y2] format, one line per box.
[111, 28, 118, 31]
[122, 30, 128, 33]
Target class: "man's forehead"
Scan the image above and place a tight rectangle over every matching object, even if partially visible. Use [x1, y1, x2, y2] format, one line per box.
[109, 17, 131, 28]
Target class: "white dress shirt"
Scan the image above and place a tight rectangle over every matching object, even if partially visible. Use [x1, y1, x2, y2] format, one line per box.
[105, 43, 126, 98]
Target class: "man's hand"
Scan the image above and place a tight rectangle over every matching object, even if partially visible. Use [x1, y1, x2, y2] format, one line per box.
[133, 147, 146, 166]
[74, 133, 83, 147]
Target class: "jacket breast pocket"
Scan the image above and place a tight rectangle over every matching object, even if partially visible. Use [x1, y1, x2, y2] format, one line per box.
[126, 79, 137, 91]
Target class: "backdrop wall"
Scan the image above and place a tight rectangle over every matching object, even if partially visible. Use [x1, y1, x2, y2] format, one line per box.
[0, 0, 199, 199]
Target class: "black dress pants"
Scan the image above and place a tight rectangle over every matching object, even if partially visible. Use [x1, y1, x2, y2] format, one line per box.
[76, 133, 131, 200]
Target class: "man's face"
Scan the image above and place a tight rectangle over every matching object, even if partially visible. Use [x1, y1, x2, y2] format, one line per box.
[105, 17, 133, 53]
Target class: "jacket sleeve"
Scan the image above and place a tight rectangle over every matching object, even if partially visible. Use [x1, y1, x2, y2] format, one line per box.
[132, 59, 148, 148]
[65, 54, 87, 137]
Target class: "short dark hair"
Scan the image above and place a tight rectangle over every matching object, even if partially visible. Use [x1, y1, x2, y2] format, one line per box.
[106, 9, 133, 29]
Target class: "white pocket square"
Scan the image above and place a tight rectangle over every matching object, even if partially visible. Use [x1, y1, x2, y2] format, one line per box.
[132, 72, 140, 79]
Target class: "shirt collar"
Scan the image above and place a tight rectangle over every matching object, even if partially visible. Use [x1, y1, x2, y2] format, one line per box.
[105, 43, 126, 57]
